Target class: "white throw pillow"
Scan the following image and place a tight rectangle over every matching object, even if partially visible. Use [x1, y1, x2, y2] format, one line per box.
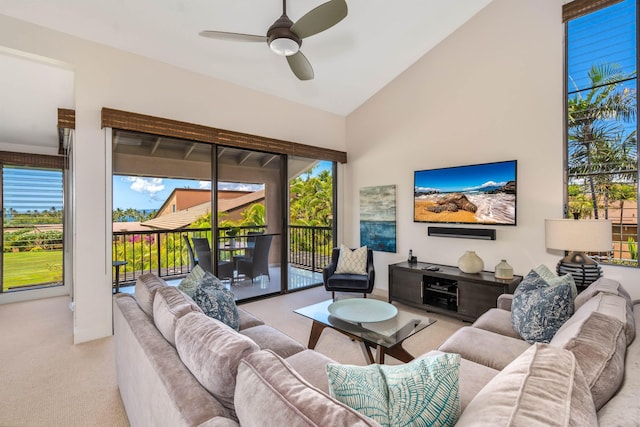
[335, 244, 368, 275]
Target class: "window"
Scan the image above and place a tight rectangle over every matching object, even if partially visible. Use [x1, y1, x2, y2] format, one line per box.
[565, 0, 638, 266]
[2, 165, 64, 292]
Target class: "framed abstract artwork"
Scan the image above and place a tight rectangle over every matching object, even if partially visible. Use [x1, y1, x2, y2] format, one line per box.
[360, 185, 396, 253]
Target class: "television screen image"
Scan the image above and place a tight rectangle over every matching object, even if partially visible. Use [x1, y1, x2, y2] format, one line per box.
[414, 160, 517, 225]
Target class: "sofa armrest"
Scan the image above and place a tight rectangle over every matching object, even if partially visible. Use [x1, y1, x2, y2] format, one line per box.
[497, 294, 514, 311]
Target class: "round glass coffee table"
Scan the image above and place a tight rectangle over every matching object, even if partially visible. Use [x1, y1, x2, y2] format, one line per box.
[294, 298, 436, 364]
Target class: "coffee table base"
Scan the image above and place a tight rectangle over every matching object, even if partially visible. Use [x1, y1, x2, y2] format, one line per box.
[307, 320, 414, 364]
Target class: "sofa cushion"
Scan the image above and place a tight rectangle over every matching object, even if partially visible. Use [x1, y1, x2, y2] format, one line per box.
[234, 350, 380, 427]
[597, 303, 640, 425]
[511, 270, 574, 343]
[472, 308, 521, 339]
[152, 286, 202, 346]
[175, 312, 259, 417]
[240, 324, 305, 358]
[574, 277, 633, 311]
[420, 350, 499, 412]
[326, 353, 461, 427]
[335, 244, 368, 275]
[135, 273, 167, 317]
[562, 311, 626, 410]
[438, 326, 531, 371]
[552, 292, 635, 347]
[177, 264, 206, 298]
[573, 278, 635, 345]
[456, 343, 597, 427]
[285, 350, 337, 394]
[237, 307, 264, 330]
[192, 272, 239, 330]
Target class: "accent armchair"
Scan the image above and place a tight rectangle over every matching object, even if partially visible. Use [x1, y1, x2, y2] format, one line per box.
[323, 247, 375, 300]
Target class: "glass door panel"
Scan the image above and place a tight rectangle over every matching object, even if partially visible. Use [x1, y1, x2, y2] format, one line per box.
[287, 157, 335, 291]
[216, 147, 283, 300]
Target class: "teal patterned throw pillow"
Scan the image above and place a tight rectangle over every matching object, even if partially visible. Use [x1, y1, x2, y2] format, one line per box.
[326, 353, 461, 427]
[511, 270, 574, 343]
[192, 272, 239, 330]
[177, 265, 206, 298]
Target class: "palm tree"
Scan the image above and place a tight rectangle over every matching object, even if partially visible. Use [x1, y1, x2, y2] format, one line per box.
[567, 63, 637, 219]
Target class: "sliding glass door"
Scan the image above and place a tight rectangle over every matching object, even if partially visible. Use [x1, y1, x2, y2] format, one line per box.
[216, 146, 284, 299]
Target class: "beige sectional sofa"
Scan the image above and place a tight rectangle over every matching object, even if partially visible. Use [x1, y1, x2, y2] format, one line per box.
[114, 274, 640, 426]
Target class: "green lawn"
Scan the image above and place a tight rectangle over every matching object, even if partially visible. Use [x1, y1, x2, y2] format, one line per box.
[3, 250, 62, 291]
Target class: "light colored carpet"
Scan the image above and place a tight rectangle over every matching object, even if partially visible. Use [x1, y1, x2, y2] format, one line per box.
[0, 286, 463, 426]
[0, 296, 129, 427]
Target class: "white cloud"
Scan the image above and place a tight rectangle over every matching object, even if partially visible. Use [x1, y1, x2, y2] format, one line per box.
[464, 181, 506, 191]
[199, 181, 211, 190]
[126, 177, 165, 196]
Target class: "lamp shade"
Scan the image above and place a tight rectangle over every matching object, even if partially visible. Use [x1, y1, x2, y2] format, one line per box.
[545, 219, 612, 252]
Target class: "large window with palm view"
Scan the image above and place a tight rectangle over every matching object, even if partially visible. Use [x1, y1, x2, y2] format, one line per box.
[565, 0, 638, 265]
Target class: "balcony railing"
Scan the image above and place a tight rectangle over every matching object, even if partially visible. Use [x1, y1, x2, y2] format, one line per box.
[112, 225, 333, 287]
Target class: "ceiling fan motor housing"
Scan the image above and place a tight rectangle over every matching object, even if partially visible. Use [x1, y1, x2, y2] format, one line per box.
[267, 15, 301, 56]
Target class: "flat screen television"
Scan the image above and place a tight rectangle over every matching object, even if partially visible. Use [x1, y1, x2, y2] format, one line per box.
[414, 160, 517, 225]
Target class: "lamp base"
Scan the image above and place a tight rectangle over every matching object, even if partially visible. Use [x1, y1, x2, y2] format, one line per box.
[556, 257, 603, 288]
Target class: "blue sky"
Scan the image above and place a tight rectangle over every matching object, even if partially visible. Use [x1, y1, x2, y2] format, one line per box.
[414, 160, 516, 193]
[112, 160, 332, 210]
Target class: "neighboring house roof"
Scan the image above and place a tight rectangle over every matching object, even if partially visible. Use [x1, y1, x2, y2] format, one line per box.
[141, 203, 210, 230]
[141, 189, 265, 230]
[112, 222, 148, 233]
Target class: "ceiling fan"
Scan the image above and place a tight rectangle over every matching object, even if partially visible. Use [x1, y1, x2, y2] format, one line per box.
[199, 0, 348, 81]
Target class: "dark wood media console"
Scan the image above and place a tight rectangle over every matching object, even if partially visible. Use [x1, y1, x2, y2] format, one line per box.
[388, 261, 522, 322]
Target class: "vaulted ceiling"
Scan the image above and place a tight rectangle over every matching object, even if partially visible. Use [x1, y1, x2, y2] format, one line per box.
[0, 0, 493, 149]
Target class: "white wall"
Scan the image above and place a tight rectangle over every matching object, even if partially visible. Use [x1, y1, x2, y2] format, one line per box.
[346, 0, 640, 299]
[0, 14, 346, 343]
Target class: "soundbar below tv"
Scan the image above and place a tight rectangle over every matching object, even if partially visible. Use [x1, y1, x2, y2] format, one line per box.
[428, 227, 496, 240]
[414, 160, 517, 226]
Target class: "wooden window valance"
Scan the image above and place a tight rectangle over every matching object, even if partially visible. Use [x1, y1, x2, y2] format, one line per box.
[562, 0, 624, 22]
[101, 107, 347, 164]
[0, 151, 65, 169]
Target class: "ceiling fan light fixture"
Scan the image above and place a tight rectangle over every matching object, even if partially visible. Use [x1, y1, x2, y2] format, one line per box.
[269, 37, 299, 56]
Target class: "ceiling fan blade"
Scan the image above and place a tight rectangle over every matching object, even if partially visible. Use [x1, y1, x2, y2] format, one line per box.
[199, 31, 266, 43]
[290, 0, 347, 39]
[286, 51, 314, 81]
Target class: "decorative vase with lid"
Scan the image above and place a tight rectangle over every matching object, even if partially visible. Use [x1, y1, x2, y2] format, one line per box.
[458, 251, 484, 274]
[494, 259, 514, 280]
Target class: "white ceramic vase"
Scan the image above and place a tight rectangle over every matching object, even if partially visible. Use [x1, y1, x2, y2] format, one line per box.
[458, 251, 484, 274]
[494, 259, 514, 280]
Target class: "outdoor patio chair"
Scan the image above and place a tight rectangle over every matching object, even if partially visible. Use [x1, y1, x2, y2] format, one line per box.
[191, 237, 234, 282]
[236, 234, 273, 282]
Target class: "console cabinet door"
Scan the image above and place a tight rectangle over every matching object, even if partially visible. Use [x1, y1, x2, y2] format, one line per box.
[457, 281, 505, 319]
[390, 268, 422, 304]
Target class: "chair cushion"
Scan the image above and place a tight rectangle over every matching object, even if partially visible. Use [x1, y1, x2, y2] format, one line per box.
[177, 265, 206, 298]
[326, 273, 369, 290]
[335, 244, 368, 275]
[456, 343, 598, 427]
[326, 353, 461, 427]
[152, 286, 202, 346]
[511, 270, 574, 343]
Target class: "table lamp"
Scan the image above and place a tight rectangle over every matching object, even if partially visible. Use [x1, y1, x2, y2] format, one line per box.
[544, 218, 612, 287]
